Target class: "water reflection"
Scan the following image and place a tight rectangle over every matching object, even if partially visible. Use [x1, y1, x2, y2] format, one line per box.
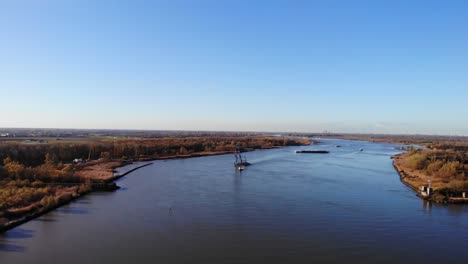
[422, 200, 432, 214]
[0, 228, 33, 252]
[3, 228, 34, 239]
[233, 170, 243, 195]
[33, 218, 57, 223]
[0, 241, 26, 252]
[55, 208, 89, 215]
[445, 204, 468, 218]
[73, 200, 92, 205]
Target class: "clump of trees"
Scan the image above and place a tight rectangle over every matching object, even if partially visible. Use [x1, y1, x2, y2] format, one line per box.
[405, 153, 427, 170]
[0, 183, 54, 210]
[404, 149, 467, 180]
[1, 157, 79, 183]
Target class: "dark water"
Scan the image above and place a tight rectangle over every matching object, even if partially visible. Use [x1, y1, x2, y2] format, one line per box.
[1, 139, 468, 263]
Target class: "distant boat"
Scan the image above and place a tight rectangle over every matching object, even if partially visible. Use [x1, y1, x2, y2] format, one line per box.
[295, 150, 329, 154]
[234, 145, 251, 170]
[360, 148, 364, 151]
[336, 145, 342, 148]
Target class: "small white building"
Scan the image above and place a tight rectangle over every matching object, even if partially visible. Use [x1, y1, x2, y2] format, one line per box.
[421, 180, 433, 197]
[421, 186, 432, 197]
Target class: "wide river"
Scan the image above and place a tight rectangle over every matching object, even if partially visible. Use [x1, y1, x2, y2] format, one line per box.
[1, 139, 468, 263]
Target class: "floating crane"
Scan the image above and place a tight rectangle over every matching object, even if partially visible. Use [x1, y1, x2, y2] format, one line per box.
[234, 144, 251, 171]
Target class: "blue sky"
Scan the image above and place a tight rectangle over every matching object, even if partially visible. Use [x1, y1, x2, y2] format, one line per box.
[0, 0, 467, 134]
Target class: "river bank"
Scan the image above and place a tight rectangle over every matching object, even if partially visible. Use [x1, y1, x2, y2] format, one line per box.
[0, 162, 154, 233]
[392, 153, 468, 204]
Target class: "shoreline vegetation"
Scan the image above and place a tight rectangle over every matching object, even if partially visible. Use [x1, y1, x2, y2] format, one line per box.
[392, 148, 468, 204]
[0, 134, 311, 232]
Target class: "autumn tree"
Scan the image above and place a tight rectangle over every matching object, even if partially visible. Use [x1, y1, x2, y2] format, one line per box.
[405, 152, 427, 170]
[3, 157, 25, 179]
[438, 161, 460, 178]
[427, 160, 444, 175]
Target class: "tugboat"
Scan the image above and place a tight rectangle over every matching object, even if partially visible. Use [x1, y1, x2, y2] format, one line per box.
[234, 145, 251, 171]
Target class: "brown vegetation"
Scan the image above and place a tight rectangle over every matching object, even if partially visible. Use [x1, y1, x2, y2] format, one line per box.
[393, 147, 468, 203]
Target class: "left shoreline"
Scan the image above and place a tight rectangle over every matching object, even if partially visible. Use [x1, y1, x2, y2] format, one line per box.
[0, 143, 311, 233]
[0, 162, 154, 233]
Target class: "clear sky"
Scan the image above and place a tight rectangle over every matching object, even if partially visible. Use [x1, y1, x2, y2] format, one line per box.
[0, 0, 467, 134]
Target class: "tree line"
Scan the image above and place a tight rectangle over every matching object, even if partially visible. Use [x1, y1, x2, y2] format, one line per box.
[0, 136, 307, 182]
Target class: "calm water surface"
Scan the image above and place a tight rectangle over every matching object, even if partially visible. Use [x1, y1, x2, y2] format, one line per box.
[1, 139, 468, 263]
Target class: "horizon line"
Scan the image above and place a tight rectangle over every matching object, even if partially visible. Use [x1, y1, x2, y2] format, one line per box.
[1, 127, 467, 137]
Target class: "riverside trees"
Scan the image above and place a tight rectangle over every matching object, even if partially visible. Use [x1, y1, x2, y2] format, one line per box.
[402, 148, 468, 193]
